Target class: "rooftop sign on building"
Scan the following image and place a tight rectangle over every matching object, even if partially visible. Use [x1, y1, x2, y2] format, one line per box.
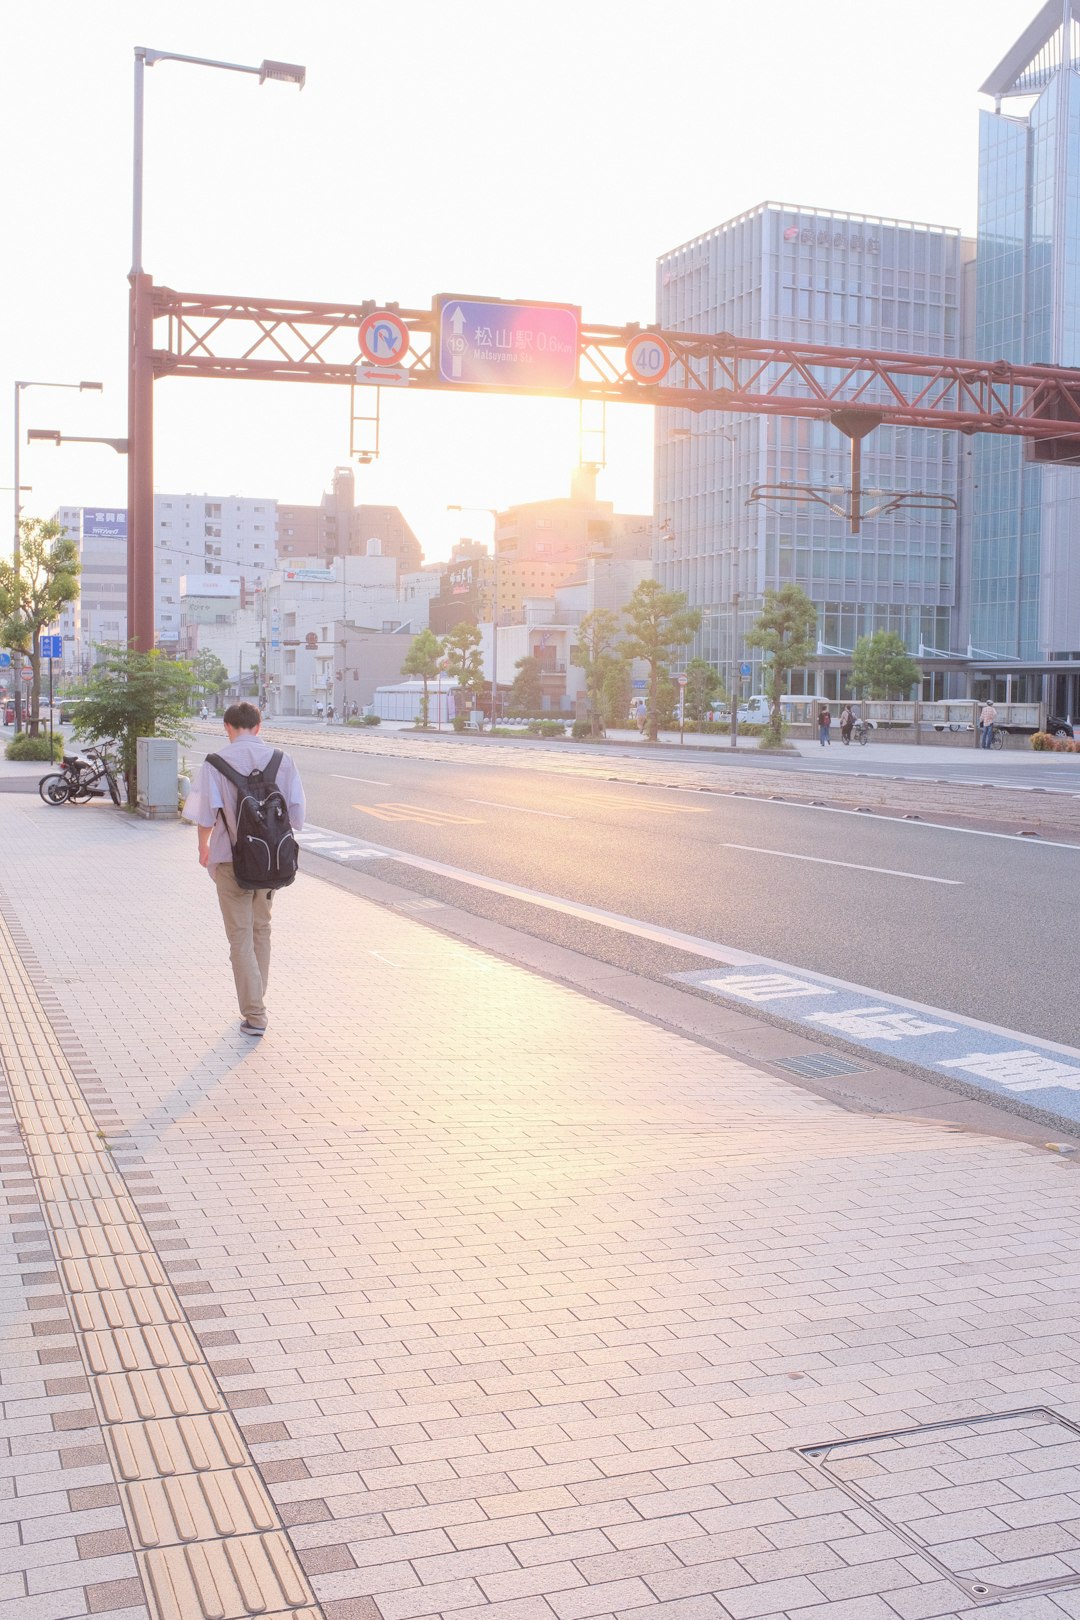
[83, 509, 127, 539]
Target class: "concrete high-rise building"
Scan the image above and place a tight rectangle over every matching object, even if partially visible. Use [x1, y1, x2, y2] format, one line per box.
[155, 494, 276, 648]
[493, 465, 652, 568]
[53, 507, 128, 672]
[969, 0, 1080, 712]
[277, 467, 424, 577]
[655, 203, 965, 697]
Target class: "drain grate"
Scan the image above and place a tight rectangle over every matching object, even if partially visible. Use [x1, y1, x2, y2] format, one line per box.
[774, 1052, 868, 1080]
[799, 1407, 1080, 1604]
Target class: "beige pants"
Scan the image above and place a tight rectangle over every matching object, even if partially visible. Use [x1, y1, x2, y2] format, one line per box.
[213, 863, 273, 1024]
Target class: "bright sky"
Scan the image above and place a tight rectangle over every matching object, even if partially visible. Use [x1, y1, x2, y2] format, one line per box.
[2, 0, 1041, 564]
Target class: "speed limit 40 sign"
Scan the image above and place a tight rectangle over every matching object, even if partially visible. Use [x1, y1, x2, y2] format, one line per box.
[624, 333, 672, 385]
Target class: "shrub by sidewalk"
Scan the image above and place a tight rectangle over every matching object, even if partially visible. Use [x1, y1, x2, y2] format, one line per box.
[5, 732, 62, 762]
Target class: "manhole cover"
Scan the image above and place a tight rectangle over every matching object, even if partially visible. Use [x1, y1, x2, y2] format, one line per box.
[774, 1053, 868, 1080]
[799, 1408, 1080, 1603]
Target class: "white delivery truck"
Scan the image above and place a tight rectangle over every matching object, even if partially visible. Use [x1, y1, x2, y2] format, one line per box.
[736, 695, 773, 725]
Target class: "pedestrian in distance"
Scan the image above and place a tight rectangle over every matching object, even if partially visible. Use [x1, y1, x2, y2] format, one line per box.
[839, 704, 854, 744]
[350, 701, 359, 719]
[326, 702, 334, 725]
[182, 702, 306, 1038]
[818, 704, 832, 746]
[315, 700, 324, 718]
[980, 699, 998, 749]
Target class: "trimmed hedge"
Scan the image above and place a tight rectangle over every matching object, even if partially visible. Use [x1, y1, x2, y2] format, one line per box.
[5, 732, 64, 762]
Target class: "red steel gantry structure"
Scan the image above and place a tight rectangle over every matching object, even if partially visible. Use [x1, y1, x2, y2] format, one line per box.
[126, 277, 1080, 650]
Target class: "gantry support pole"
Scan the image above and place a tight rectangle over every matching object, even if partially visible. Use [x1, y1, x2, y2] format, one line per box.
[127, 273, 154, 652]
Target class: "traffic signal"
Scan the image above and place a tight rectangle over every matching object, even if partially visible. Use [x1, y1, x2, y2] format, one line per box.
[305, 632, 318, 649]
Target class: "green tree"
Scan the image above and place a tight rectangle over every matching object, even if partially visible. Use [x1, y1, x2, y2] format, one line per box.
[0, 519, 80, 736]
[745, 584, 819, 746]
[683, 657, 724, 726]
[73, 646, 197, 804]
[401, 628, 443, 728]
[850, 630, 921, 700]
[441, 621, 485, 721]
[621, 580, 701, 742]
[601, 660, 632, 729]
[571, 608, 621, 739]
[507, 654, 544, 717]
[192, 649, 230, 713]
[655, 673, 680, 731]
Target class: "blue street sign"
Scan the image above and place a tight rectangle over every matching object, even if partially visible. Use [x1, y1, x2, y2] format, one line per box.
[437, 296, 580, 390]
[739, 662, 752, 678]
[0, 652, 10, 668]
[631, 678, 648, 690]
[39, 635, 62, 661]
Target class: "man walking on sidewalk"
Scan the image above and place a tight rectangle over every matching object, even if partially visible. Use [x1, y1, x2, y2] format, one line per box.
[183, 702, 306, 1036]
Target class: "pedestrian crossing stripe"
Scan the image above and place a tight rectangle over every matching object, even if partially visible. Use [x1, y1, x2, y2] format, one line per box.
[568, 794, 709, 815]
[353, 802, 485, 825]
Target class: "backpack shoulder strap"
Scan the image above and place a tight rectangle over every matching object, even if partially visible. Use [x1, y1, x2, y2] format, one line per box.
[263, 750, 283, 788]
[205, 753, 248, 792]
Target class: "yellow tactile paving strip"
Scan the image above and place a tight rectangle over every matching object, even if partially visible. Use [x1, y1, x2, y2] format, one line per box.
[0, 907, 323, 1620]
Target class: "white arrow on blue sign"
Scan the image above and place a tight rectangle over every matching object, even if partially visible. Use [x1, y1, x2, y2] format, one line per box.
[739, 662, 752, 678]
[0, 652, 10, 668]
[39, 636, 62, 660]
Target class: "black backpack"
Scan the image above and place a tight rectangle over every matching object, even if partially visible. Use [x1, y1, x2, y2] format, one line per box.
[206, 751, 299, 891]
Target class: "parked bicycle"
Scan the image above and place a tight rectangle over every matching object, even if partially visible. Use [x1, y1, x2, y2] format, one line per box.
[39, 745, 122, 806]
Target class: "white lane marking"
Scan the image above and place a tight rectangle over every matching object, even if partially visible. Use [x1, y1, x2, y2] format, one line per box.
[298, 823, 1080, 1062]
[690, 791, 1080, 850]
[332, 774, 392, 786]
[718, 842, 962, 885]
[463, 798, 572, 820]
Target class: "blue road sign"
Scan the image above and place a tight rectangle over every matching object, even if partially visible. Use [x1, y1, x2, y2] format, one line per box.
[437, 297, 580, 390]
[631, 679, 648, 690]
[0, 652, 10, 668]
[739, 662, 752, 679]
[39, 635, 62, 660]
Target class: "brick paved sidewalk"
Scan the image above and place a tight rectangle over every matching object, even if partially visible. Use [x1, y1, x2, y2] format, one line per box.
[3, 793, 1080, 1620]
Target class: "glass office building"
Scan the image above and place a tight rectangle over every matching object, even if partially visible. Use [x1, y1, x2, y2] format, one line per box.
[655, 203, 963, 696]
[971, 0, 1080, 707]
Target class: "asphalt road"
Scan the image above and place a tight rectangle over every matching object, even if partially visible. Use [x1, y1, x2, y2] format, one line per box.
[293, 740, 1077, 1045]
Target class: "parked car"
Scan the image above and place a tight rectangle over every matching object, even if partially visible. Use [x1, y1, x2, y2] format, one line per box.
[1045, 715, 1074, 738]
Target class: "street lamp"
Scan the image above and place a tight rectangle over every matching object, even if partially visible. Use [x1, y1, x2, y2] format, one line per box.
[28, 430, 129, 454]
[447, 504, 501, 725]
[12, 379, 103, 732]
[131, 47, 306, 277]
[128, 46, 306, 654]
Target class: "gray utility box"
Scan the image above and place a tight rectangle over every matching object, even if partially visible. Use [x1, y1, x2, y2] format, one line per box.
[136, 737, 179, 819]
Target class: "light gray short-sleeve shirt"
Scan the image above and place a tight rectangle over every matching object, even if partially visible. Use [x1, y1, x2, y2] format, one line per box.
[183, 734, 306, 876]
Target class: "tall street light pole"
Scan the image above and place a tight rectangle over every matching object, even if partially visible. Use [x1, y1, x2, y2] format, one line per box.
[27, 431, 128, 689]
[447, 504, 500, 726]
[128, 47, 305, 655]
[13, 379, 103, 733]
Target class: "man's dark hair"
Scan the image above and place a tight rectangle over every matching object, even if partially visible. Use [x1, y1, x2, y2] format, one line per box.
[224, 701, 262, 731]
